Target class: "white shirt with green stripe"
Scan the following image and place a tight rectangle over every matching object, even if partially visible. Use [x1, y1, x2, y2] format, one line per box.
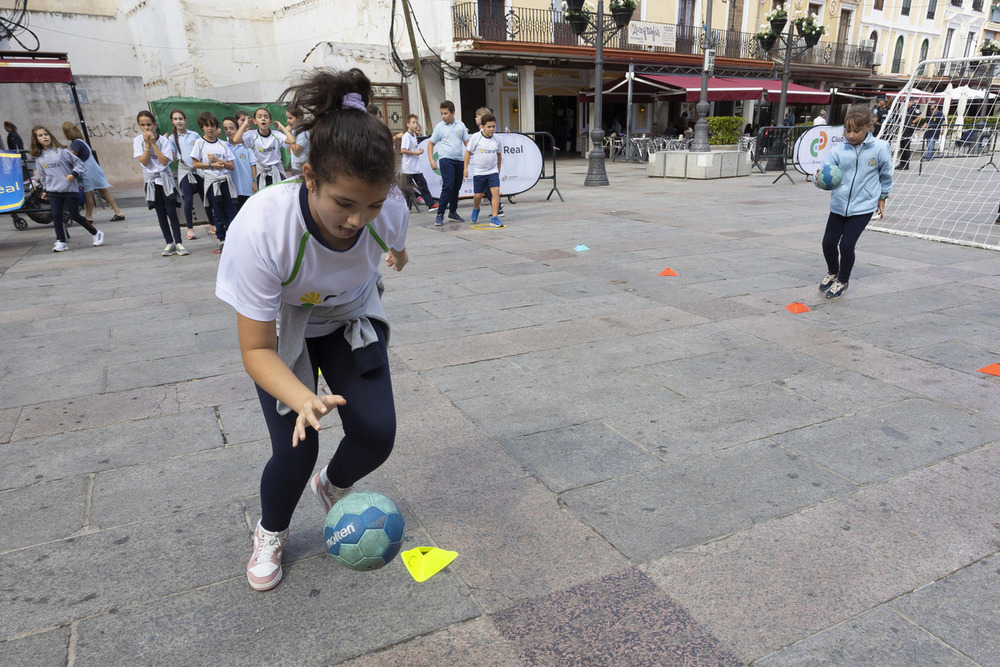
[215, 180, 408, 338]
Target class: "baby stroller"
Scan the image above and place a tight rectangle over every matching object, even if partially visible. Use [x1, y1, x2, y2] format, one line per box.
[5, 153, 71, 232]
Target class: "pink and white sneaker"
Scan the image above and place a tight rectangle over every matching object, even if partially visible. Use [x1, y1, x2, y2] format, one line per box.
[247, 520, 288, 591]
[309, 468, 352, 514]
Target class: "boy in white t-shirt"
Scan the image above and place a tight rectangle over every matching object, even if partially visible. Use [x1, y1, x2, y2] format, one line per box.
[191, 111, 238, 252]
[464, 113, 504, 228]
[400, 114, 437, 212]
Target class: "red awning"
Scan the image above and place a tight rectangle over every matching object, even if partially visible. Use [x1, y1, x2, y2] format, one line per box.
[643, 74, 830, 104]
[579, 74, 830, 104]
[0, 52, 75, 84]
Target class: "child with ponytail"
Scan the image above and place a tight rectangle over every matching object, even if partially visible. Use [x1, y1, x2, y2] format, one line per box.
[216, 68, 409, 591]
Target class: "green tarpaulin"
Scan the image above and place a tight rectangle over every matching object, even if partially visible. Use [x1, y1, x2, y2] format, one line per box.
[149, 96, 291, 168]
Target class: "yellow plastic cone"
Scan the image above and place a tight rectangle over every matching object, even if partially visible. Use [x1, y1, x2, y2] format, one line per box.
[402, 547, 458, 582]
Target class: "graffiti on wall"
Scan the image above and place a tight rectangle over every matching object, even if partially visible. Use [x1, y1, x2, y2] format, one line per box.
[85, 121, 140, 139]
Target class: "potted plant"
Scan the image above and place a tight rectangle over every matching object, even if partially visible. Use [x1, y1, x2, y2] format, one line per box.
[755, 25, 778, 52]
[982, 39, 1000, 55]
[794, 12, 825, 46]
[610, 0, 637, 27]
[765, 3, 788, 35]
[563, 0, 594, 36]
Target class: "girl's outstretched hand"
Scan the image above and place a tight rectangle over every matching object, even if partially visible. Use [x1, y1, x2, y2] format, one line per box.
[385, 247, 409, 272]
[293, 394, 347, 447]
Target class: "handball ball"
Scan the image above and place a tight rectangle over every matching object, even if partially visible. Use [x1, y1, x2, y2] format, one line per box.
[324, 491, 405, 571]
[814, 164, 843, 191]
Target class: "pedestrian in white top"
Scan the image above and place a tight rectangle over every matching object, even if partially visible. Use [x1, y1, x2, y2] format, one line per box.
[464, 113, 504, 228]
[191, 111, 238, 253]
[813, 109, 827, 125]
[215, 67, 409, 592]
[233, 107, 296, 191]
[134, 111, 187, 255]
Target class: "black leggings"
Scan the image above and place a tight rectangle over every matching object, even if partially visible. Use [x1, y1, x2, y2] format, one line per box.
[822, 211, 873, 283]
[255, 323, 396, 532]
[179, 173, 215, 229]
[150, 184, 183, 244]
[49, 192, 97, 242]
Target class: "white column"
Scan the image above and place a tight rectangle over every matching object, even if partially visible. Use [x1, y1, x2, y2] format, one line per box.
[442, 50, 463, 124]
[518, 65, 536, 133]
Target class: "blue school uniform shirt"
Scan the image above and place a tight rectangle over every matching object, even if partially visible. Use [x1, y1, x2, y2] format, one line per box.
[228, 141, 254, 197]
[823, 133, 893, 217]
[429, 120, 469, 160]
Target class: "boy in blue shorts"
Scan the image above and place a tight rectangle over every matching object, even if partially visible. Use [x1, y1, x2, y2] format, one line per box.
[464, 113, 504, 228]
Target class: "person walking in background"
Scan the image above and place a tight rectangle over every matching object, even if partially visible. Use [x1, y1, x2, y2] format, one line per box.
[813, 109, 827, 125]
[922, 103, 945, 161]
[896, 99, 922, 171]
[30, 125, 105, 252]
[871, 97, 888, 138]
[400, 113, 436, 212]
[816, 104, 893, 301]
[61, 122, 126, 224]
[427, 100, 469, 227]
[4, 121, 24, 152]
[134, 110, 187, 256]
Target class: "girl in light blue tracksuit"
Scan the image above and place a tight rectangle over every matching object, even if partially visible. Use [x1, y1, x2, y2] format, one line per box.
[817, 104, 893, 300]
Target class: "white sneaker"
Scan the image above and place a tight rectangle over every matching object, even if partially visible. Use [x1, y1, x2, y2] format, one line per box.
[247, 520, 288, 591]
[53, 240, 69, 252]
[310, 468, 352, 514]
[92, 229, 104, 247]
[162, 243, 176, 256]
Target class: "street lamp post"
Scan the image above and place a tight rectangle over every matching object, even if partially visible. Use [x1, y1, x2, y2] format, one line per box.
[763, 17, 819, 172]
[564, 0, 632, 186]
[690, 0, 714, 153]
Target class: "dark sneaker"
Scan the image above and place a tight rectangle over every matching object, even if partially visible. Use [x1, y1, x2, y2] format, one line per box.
[434, 215, 444, 226]
[448, 211, 464, 222]
[825, 280, 848, 300]
[819, 273, 837, 292]
[497, 204, 505, 218]
[471, 207, 480, 223]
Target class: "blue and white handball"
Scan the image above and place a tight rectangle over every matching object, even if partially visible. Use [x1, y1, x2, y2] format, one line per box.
[814, 164, 843, 191]
[324, 491, 405, 571]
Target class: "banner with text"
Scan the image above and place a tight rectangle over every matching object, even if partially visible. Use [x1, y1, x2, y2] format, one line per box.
[418, 133, 543, 199]
[793, 126, 846, 176]
[0, 152, 25, 212]
[627, 21, 676, 49]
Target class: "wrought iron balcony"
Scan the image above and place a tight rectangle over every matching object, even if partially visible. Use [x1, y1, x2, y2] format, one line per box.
[452, 2, 874, 70]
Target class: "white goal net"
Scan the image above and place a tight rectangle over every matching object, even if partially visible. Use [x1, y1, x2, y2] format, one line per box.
[873, 55, 1000, 250]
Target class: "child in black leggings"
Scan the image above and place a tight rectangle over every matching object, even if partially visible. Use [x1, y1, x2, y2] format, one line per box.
[216, 67, 409, 592]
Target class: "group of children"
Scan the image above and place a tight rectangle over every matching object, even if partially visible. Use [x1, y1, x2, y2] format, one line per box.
[134, 106, 309, 256]
[402, 103, 506, 228]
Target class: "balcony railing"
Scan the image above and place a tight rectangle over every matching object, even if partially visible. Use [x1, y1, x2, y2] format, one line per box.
[452, 2, 874, 70]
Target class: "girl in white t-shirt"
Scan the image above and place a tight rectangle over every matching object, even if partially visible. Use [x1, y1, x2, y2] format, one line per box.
[133, 111, 188, 256]
[233, 107, 296, 191]
[216, 67, 409, 592]
[168, 109, 214, 241]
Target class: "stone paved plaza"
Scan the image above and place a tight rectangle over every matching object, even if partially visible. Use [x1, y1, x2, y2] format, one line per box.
[1, 158, 999, 666]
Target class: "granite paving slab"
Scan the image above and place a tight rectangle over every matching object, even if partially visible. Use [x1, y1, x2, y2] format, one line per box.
[0, 626, 71, 667]
[412, 476, 626, 614]
[891, 554, 1000, 667]
[492, 567, 741, 666]
[500, 421, 661, 493]
[771, 397, 996, 484]
[560, 439, 854, 561]
[0, 475, 90, 550]
[753, 605, 977, 667]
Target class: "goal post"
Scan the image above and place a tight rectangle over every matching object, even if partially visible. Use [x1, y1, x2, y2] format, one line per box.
[871, 54, 1000, 251]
